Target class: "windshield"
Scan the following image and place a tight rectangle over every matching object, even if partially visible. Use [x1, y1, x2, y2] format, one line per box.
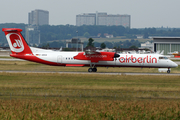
[159, 57, 168, 60]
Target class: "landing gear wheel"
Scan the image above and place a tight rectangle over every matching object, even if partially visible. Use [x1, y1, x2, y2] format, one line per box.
[167, 70, 170, 74]
[88, 68, 93, 72]
[92, 68, 97, 72]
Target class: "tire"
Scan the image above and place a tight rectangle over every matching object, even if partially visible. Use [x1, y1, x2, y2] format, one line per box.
[167, 70, 170, 74]
[92, 68, 97, 72]
[88, 68, 93, 72]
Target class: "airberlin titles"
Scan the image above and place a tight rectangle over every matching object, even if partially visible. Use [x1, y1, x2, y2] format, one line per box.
[119, 55, 157, 63]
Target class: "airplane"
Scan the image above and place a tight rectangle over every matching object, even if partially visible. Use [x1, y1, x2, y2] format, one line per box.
[2, 28, 178, 73]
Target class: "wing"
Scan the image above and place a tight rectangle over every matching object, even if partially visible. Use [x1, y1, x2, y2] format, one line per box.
[84, 50, 101, 55]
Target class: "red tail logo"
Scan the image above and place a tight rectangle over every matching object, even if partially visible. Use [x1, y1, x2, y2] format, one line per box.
[7, 33, 24, 52]
[12, 39, 22, 48]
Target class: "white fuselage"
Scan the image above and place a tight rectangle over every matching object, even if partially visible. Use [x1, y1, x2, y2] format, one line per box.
[30, 47, 178, 68]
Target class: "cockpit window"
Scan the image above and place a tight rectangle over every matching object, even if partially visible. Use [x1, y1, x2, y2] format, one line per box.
[159, 57, 168, 59]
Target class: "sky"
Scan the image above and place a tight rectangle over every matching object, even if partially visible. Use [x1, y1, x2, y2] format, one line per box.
[0, 0, 180, 28]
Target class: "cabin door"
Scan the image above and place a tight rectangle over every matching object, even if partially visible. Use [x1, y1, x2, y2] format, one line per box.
[57, 55, 63, 64]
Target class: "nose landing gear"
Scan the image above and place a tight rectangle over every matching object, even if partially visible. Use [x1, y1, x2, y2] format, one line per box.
[167, 68, 170, 73]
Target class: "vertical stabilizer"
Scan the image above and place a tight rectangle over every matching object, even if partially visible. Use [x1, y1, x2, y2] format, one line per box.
[2, 28, 32, 55]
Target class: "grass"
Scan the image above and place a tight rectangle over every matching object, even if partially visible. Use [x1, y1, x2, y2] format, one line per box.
[0, 61, 180, 119]
[0, 73, 180, 99]
[1, 99, 180, 119]
[0, 56, 14, 59]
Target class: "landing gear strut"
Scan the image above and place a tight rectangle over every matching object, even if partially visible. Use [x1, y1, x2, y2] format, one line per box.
[88, 63, 97, 72]
[167, 68, 170, 74]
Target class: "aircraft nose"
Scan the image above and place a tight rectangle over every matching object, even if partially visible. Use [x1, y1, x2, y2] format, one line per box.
[172, 62, 178, 68]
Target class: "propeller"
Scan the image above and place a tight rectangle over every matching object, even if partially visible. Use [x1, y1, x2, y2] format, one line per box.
[114, 53, 120, 58]
[114, 53, 120, 61]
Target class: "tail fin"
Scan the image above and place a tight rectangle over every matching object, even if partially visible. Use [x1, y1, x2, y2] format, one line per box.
[2, 28, 32, 55]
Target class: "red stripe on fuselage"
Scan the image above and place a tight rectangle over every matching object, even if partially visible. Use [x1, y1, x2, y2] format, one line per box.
[10, 54, 86, 67]
[10, 54, 60, 66]
[66, 64, 85, 67]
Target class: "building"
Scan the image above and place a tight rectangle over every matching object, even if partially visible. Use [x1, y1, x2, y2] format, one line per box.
[76, 13, 96, 26]
[139, 41, 154, 51]
[28, 9, 49, 26]
[153, 37, 180, 55]
[76, 11, 130, 28]
[25, 26, 40, 46]
[66, 38, 84, 51]
[26, 9, 49, 45]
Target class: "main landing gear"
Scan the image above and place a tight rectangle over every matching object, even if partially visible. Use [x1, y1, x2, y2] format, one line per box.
[88, 63, 97, 72]
[88, 67, 97, 72]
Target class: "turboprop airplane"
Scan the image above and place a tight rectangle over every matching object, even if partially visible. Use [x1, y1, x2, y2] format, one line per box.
[2, 28, 178, 73]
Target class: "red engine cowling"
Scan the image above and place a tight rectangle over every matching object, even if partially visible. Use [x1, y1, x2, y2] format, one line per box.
[74, 52, 119, 62]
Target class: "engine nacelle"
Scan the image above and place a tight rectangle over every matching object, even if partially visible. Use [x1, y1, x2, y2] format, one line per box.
[74, 52, 119, 62]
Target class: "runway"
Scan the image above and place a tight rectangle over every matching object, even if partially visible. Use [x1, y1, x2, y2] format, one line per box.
[0, 70, 180, 76]
[0, 57, 179, 76]
[0, 58, 180, 65]
[0, 58, 25, 61]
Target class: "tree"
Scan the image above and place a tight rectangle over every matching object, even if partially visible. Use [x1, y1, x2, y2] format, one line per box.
[112, 31, 117, 37]
[100, 43, 106, 49]
[129, 45, 138, 49]
[42, 43, 50, 49]
[84, 32, 90, 38]
[143, 32, 149, 39]
[86, 38, 94, 47]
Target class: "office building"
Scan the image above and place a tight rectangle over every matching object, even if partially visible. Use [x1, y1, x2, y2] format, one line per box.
[28, 9, 49, 26]
[76, 11, 130, 28]
[26, 9, 48, 45]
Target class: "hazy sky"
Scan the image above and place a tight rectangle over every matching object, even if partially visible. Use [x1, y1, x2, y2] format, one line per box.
[0, 0, 180, 28]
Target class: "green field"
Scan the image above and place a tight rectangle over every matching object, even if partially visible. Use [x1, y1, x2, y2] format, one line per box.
[0, 60, 180, 119]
